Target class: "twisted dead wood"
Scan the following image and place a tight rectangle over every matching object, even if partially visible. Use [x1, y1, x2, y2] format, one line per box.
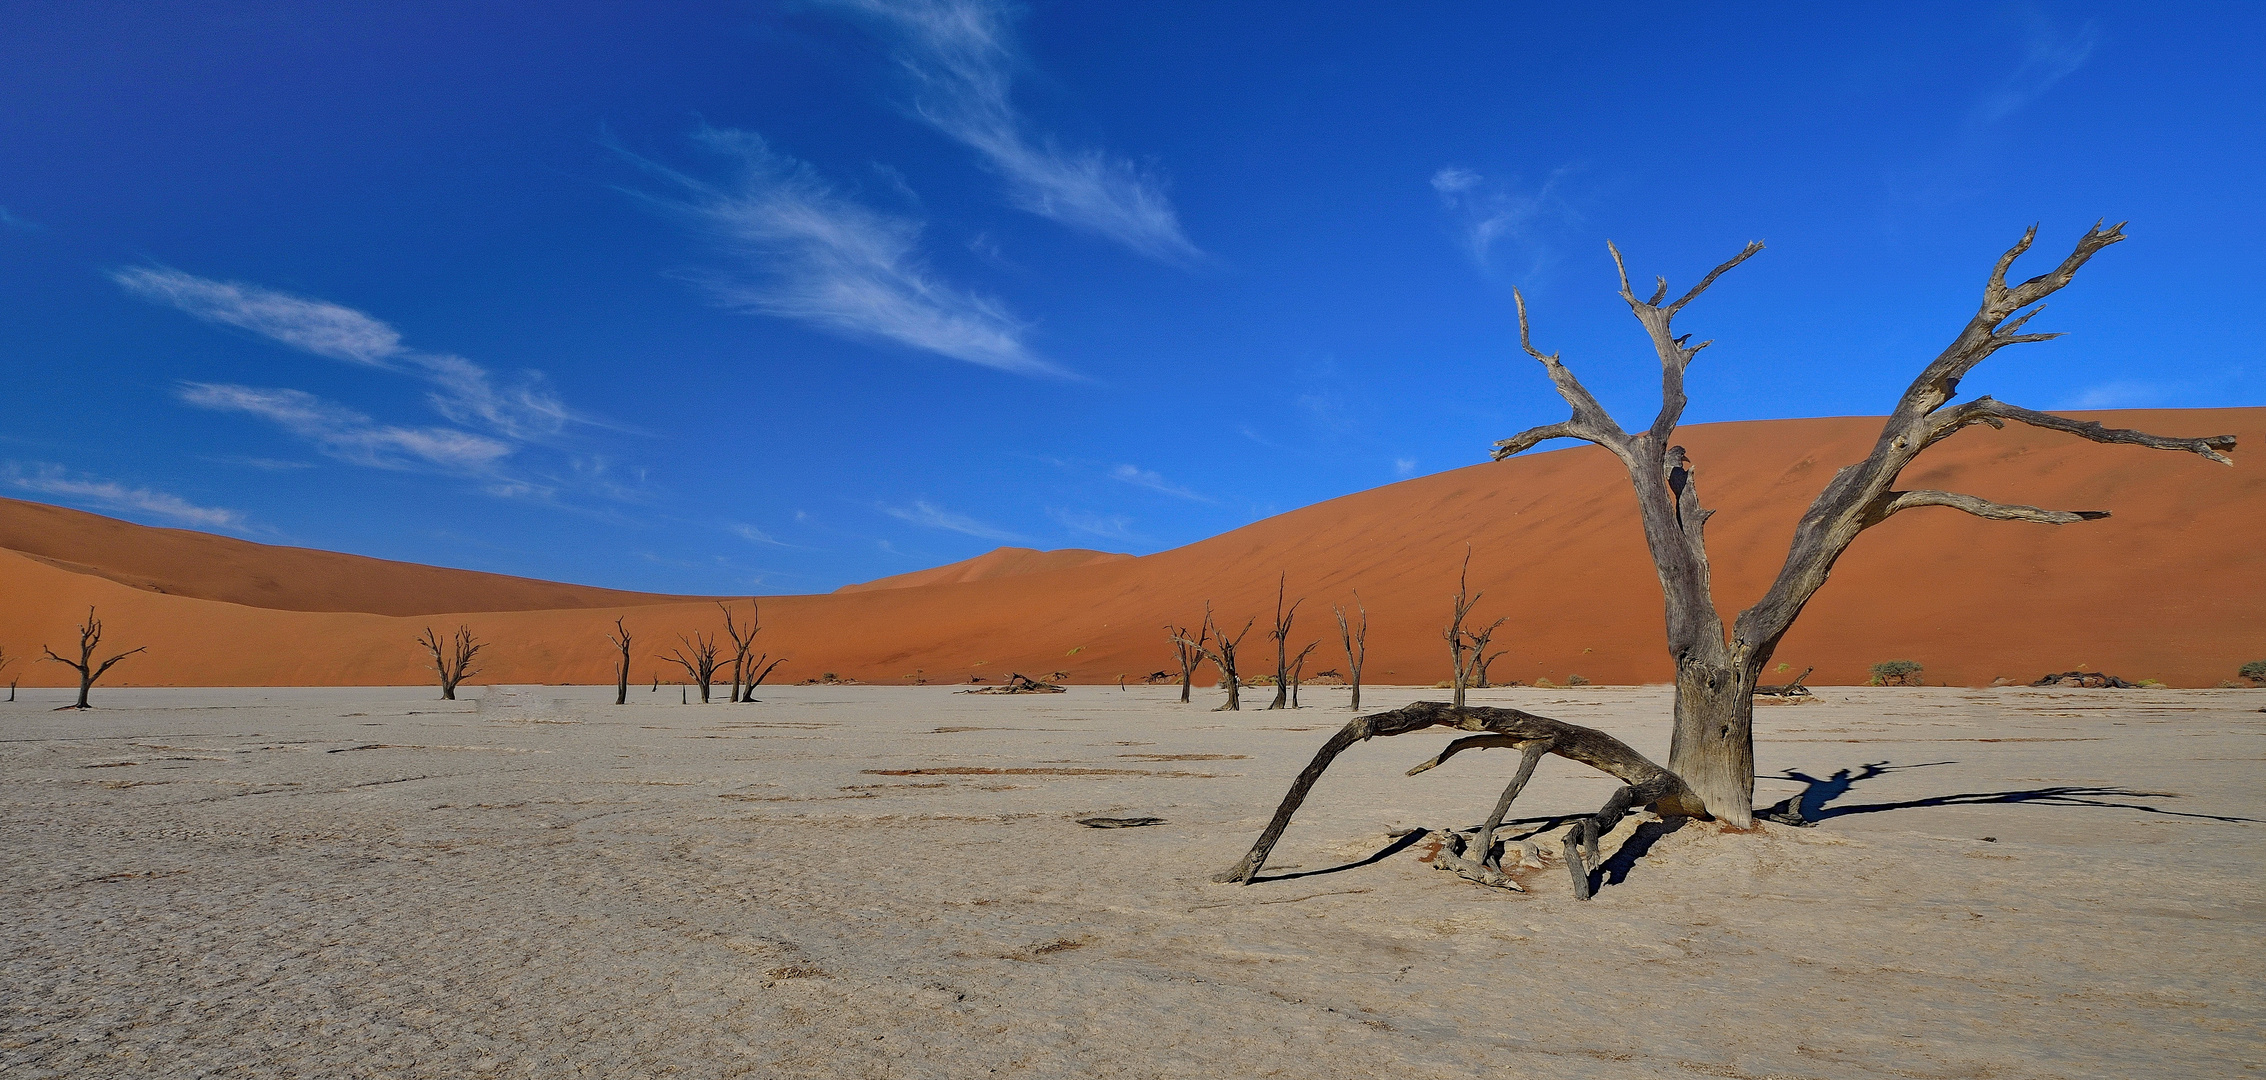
[1214, 702, 1699, 899]
[1488, 223, 2237, 825]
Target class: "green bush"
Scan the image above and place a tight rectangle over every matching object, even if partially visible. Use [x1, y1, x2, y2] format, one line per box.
[1869, 659, 1923, 686]
[2240, 660, 2266, 683]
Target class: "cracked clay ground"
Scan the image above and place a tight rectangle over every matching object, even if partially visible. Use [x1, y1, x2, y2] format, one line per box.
[2, 684, 2259, 1078]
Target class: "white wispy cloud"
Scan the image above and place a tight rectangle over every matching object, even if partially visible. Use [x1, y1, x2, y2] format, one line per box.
[827, 0, 1200, 264]
[1394, 457, 1418, 477]
[2, 463, 246, 531]
[2057, 381, 2171, 410]
[622, 127, 1062, 378]
[731, 523, 797, 547]
[0, 206, 40, 231]
[881, 499, 1023, 540]
[1973, 12, 2097, 126]
[1109, 463, 1208, 502]
[201, 455, 316, 471]
[1430, 166, 1577, 272]
[177, 383, 513, 472]
[112, 267, 576, 440]
[1049, 508, 1139, 541]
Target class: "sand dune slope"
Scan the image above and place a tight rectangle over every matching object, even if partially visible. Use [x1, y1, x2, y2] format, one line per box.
[0, 498, 694, 616]
[1, 408, 2259, 689]
[834, 547, 1133, 594]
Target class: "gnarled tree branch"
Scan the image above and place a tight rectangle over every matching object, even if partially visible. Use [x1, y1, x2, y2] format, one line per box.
[1931, 397, 2236, 465]
[1875, 489, 2108, 525]
[1214, 702, 1699, 899]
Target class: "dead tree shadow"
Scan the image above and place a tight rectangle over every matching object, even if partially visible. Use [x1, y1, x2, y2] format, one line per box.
[1758, 760, 2260, 825]
[1246, 829, 1430, 884]
[1596, 816, 1690, 888]
[1250, 810, 1651, 890]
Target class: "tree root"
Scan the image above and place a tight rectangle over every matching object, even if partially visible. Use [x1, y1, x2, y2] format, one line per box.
[1213, 701, 1699, 900]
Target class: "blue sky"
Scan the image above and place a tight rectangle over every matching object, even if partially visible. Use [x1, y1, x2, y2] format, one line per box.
[2, 2, 2259, 594]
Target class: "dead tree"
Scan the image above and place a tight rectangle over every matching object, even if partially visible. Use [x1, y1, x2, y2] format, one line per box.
[1442, 548, 1505, 708]
[661, 630, 726, 703]
[719, 601, 762, 702]
[1174, 603, 1255, 711]
[1468, 621, 1506, 689]
[742, 653, 787, 700]
[1333, 595, 1368, 711]
[1491, 223, 2236, 825]
[40, 608, 145, 709]
[1285, 641, 1320, 708]
[1165, 620, 1208, 704]
[1265, 573, 1305, 710]
[1, 645, 15, 702]
[1215, 701, 1698, 899]
[415, 625, 484, 701]
[606, 618, 633, 705]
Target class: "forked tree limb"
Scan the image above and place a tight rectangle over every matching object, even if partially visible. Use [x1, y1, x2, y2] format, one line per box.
[1480, 223, 2237, 827]
[1874, 489, 2110, 525]
[1213, 702, 1698, 890]
[1928, 397, 2237, 464]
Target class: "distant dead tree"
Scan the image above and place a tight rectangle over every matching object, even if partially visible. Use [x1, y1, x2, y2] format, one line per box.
[1484, 223, 2238, 824]
[740, 653, 787, 701]
[1175, 603, 1255, 711]
[1334, 594, 1368, 711]
[1285, 641, 1320, 708]
[605, 618, 633, 705]
[42, 610, 150, 710]
[1442, 548, 1505, 708]
[719, 601, 763, 702]
[661, 630, 726, 704]
[416, 625, 484, 701]
[1, 644, 15, 702]
[1264, 573, 1305, 710]
[1164, 619, 1209, 704]
[1468, 619, 1507, 689]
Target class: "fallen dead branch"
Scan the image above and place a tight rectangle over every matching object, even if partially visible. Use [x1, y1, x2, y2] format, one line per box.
[1213, 701, 1699, 900]
[959, 673, 1066, 694]
[2032, 671, 2140, 688]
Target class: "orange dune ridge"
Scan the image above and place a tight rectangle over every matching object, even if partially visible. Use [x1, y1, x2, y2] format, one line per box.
[2, 408, 2261, 690]
[833, 547, 1132, 594]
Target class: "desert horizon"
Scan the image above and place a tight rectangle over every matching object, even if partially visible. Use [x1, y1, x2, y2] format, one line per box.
[7, 5, 2262, 1076]
[6, 408, 2261, 695]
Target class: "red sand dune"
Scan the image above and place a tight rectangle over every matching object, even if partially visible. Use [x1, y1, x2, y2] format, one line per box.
[0, 499, 693, 616]
[2, 409, 2260, 690]
[834, 547, 1132, 593]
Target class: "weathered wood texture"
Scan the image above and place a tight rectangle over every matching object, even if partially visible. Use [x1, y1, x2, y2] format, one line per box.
[1489, 223, 2236, 825]
[1214, 702, 1698, 899]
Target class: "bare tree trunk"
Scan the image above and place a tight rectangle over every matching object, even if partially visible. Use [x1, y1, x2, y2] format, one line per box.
[1166, 620, 1208, 704]
[607, 618, 632, 706]
[1266, 573, 1302, 710]
[743, 655, 786, 700]
[40, 608, 145, 710]
[661, 631, 725, 704]
[416, 625, 485, 701]
[1176, 605, 1253, 712]
[1441, 549, 1503, 710]
[1473, 648, 1508, 689]
[1287, 641, 1318, 708]
[1334, 596, 1367, 712]
[719, 602, 761, 704]
[1489, 224, 2237, 826]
